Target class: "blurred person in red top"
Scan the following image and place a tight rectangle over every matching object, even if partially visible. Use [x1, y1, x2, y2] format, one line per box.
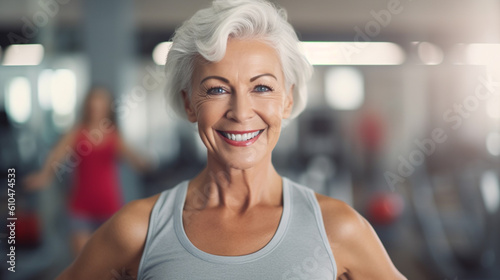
[24, 86, 150, 255]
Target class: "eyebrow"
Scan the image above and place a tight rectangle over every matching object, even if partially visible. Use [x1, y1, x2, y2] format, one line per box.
[250, 73, 277, 82]
[199, 73, 277, 85]
[200, 76, 229, 85]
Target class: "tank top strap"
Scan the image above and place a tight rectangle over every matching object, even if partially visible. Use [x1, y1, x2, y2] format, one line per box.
[287, 179, 338, 277]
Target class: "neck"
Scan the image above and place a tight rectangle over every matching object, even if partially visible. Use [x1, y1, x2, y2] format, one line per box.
[188, 154, 283, 213]
[84, 120, 100, 129]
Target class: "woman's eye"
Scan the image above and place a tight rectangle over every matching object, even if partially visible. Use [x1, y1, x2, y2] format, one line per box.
[207, 87, 227, 95]
[254, 85, 272, 92]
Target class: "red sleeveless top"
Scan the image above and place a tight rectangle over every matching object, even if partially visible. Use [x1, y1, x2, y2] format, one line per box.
[68, 128, 123, 219]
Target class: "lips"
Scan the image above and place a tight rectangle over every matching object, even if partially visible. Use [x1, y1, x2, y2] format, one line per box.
[216, 129, 264, 146]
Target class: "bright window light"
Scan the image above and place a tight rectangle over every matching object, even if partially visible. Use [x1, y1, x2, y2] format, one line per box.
[38, 69, 54, 110]
[465, 43, 500, 65]
[5, 77, 32, 124]
[417, 42, 444, 65]
[152, 42, 172, 65]
[2, 44, 44, 66]
[301, 42, 405, 65]
[486, 132, 500, 156]
[325, 67, 364, 110]
[480, 171, 500, 214]
[50, 69, 77, 115]
[152, 41, 405, 66]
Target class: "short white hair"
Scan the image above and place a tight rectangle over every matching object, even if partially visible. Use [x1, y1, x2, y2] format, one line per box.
[165, 0, 312, 121]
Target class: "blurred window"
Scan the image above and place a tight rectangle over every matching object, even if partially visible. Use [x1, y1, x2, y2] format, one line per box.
[5, 77, 32, 124]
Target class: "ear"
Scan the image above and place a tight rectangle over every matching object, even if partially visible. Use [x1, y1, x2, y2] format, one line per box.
[282, 85, 294, 119]
[182, 90, 197, 123]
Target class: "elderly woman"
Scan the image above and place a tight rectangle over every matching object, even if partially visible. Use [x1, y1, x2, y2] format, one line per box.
[58, 0, 406, 279]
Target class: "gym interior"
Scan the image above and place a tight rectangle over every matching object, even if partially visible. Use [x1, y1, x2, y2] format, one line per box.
[0, 0, 499, 279]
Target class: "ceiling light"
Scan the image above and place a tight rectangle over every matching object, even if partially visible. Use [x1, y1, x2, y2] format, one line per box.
[2, 44, 44, 66]
[301, 41, 405, 65]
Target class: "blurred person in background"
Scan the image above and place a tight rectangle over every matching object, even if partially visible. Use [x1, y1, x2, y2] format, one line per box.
[24, 86, 151, 256]
[57, 0, 406, 279]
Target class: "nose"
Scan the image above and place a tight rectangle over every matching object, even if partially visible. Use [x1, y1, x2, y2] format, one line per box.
[225, 91, 255, 122]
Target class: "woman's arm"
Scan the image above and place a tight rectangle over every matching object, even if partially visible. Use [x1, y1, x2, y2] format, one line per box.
[24, 128, 79, 190]
[56, 195, 157, 280]
[316, 194, 406, 280]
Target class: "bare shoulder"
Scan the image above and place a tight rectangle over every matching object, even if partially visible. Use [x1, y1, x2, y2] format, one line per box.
[314, 193, 406, 279]
[111, 195, 160, 234]
[314, 193, 367, 241]
[57, 194, 161, 280]
[58, 127, 80, 145]
[105, 194, 161, 249]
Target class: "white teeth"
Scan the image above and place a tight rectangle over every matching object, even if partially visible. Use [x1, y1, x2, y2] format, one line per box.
[221, 130, 261, 142]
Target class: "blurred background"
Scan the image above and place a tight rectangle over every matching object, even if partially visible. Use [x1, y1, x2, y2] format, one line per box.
[1, 0, 500, 279]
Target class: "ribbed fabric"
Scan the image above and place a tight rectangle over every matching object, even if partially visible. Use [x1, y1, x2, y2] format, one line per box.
[137, 177, 337, 279]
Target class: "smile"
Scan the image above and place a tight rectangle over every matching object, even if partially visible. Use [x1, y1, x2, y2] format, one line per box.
[216, 129, 264, 146]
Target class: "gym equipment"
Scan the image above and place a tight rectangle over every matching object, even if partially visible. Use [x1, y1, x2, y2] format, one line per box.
[295, 108, 354, 205]
[409, 163, 500, 278]
[367, 192, 404, 226]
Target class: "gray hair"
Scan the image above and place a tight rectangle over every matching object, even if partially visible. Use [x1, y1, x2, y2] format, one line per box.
[165, 0, 312, 121]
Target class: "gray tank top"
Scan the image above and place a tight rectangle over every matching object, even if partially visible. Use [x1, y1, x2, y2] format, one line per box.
[137, 177, 337, 279]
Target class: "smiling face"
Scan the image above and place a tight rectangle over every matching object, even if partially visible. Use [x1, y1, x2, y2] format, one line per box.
[183, 38, 294, 170]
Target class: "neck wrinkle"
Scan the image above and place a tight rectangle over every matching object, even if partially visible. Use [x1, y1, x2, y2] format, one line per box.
[192, 155, 282, 213]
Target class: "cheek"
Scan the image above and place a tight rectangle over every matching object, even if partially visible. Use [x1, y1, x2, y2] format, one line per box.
[255, 98, 285, 124]
[254, 98, 285, 145]
[194, 99, 226, 126]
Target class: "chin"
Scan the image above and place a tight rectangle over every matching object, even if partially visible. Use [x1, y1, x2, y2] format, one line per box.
[217, 152, 266, 171]
[225, 161, 257, 171]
